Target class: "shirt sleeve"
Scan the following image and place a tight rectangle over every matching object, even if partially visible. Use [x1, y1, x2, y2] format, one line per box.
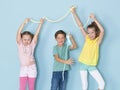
[53, 46, 58, 55]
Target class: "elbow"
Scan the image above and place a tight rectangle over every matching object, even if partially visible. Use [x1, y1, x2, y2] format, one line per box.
[56, 59, 59, 62]
[74, 43, 77, 49]
[55, 57, 60, 62]
[74, 46, 77, 49]
[71, 45, 77, 50]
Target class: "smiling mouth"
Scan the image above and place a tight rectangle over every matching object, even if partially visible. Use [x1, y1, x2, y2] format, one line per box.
[58, 41, 64, 44]
[59, 42, 63, 44]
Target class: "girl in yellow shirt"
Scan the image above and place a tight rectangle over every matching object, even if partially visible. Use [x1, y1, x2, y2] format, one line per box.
[71, 7, 105, 90]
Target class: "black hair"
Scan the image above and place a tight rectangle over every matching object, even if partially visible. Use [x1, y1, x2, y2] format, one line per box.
[87, 22, 100, 37]
[55, 30, 66, 38]
[21, 31, 34, 39]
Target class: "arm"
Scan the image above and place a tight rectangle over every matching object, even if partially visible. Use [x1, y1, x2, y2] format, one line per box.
[90, 14, 104, 45]
[16, 18, 30, 44]
[54, 55, 73, 65]
[70, 7, 87, 37]
[68, 34, 77, 50]
[33, 18, 44, 44]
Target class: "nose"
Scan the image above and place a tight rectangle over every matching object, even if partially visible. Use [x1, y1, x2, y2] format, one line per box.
[25, 41, 28, 44]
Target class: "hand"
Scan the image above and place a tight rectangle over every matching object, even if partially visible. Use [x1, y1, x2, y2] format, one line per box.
[89, 13, 96, 20]
[68, 33, 73, 39]
[24, 18, 30, 24]
[40, 18, 44, 24]
[70, 6, 76, 13]
[66, 58, 74, 65]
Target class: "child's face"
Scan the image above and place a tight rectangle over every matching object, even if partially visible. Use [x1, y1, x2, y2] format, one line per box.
[22, 34, 32, 46]
[56, 34, 66, 46]
[87, 28, 96, 40]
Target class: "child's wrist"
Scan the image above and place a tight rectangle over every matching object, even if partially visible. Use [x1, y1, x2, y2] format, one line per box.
[93, 17, 97, 21]
[23, 21, 27, 24]
[69, 35, 73, 39]
[65, 61, 68, 64]
[69, 36, 73, 39]
[22, 23, 26, 25]
[71, 10, 75, 14]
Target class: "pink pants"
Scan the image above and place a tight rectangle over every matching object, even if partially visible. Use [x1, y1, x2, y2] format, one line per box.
[19, 77, 36, 90]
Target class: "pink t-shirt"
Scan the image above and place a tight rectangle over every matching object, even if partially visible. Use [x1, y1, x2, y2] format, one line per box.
[17, 40, 36, 66]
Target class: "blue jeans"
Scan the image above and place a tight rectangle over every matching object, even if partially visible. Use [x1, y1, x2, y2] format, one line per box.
[51, 71, 68, 90]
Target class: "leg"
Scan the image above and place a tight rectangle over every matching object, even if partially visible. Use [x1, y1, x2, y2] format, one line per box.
[28, 64, 37, 90]
[19, 77, 28, 90]
[59, 71, 68, 90]
[80, 71, 88, 90]
[19, 66, 28, 90]
[28, 77, 36, 90]
[51, 72, 60, 90]
[89, 70, 105, 90]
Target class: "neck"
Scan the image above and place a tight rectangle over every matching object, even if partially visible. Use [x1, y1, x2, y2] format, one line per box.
[57, 44, 64, 47]
[23, 44, 29, 46]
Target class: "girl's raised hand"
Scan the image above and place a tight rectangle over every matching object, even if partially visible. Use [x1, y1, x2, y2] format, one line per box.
[90, 14, 96, 20]
[70, 6, 76, 13]
[24, 18, 30, 24]
[40, 18, 44, 24]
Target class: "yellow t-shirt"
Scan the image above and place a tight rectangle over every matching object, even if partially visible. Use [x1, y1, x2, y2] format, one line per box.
[78, 35, 99, 66]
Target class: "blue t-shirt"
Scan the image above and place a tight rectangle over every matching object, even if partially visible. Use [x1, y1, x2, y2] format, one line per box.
[53, 44, 70, 71]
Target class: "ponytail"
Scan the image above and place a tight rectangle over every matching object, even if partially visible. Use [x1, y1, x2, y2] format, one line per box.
[87, 22, 100, 37]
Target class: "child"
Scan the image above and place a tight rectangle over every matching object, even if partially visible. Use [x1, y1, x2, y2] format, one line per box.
[16, 18, 44, 90]
[71, 7, 105, 90]
[51, 30, 77, 90]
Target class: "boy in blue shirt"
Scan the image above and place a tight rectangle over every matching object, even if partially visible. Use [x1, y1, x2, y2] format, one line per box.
[51, 30, 77, 90]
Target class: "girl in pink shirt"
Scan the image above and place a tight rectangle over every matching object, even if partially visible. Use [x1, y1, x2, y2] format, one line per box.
[16, 18, 44, 90]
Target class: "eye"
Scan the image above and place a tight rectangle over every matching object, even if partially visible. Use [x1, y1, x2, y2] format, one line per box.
[87, 32, 90, 34]
[29, 39, 31, 41]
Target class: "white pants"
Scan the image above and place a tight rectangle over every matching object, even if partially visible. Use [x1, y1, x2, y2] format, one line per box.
[80, 70, 105, 90]
[20, 64, 37, 78]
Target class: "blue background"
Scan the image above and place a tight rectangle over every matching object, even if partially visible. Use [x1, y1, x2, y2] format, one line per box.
[0, 0, 120, 90]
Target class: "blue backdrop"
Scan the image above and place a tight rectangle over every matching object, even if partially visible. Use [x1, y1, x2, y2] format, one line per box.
[0, 0, 120, 90]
